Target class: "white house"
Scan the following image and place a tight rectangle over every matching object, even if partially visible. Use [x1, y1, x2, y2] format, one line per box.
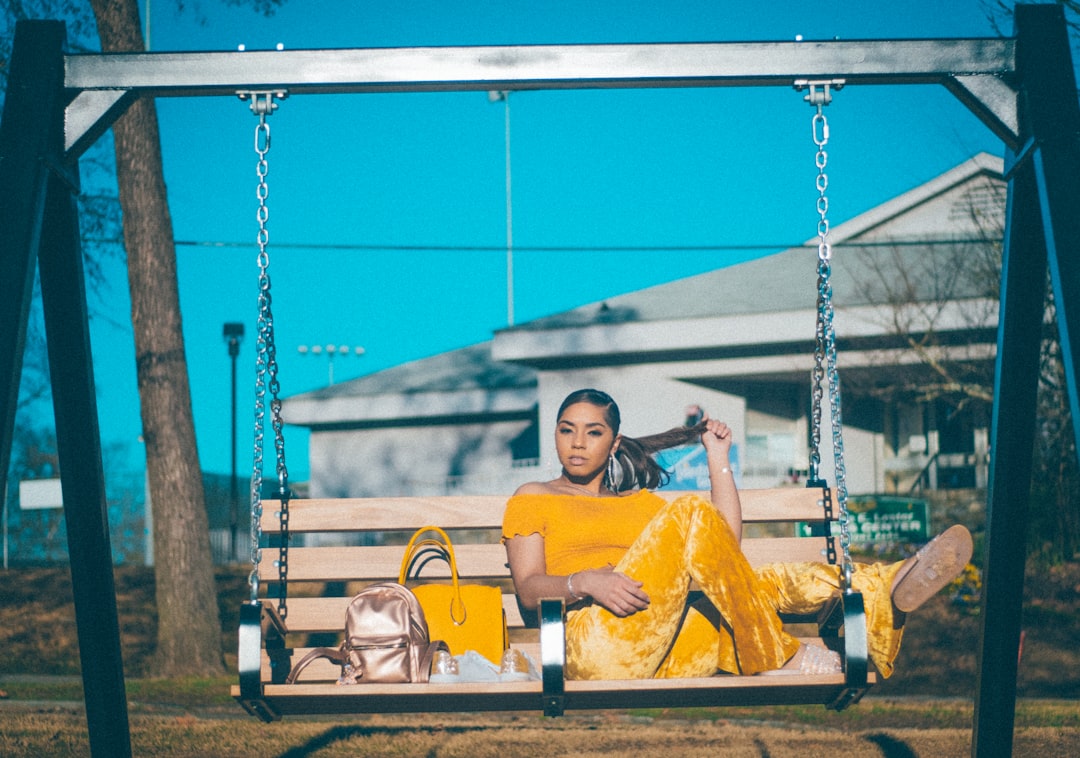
[283, 153, 1002, 500]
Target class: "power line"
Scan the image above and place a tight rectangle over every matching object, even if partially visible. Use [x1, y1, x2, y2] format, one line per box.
[172, 238, 997, 253]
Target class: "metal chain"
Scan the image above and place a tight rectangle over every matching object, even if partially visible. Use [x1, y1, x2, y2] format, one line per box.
[809, 90, 831, 485]
[242, 91, 291, 617]
[800, 81, 854, 590]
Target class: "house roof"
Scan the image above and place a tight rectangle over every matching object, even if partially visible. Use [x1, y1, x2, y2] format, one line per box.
[498, 152, 1003, 332]
[283, 152, 1003, 424]
[282, 341, 537, 427]
[290, 341, 534, 402]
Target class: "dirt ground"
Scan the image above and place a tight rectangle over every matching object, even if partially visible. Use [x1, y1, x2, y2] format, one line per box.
[1, 704, 1078, 757]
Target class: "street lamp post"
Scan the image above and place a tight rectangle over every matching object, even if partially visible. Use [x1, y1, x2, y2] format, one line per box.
[298, 344, 366, 385]
[223, 322, 244, 562]
[488, 89, 513, 326]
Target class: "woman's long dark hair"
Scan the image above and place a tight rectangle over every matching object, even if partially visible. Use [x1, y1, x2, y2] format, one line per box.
[557, 389, 706, 492]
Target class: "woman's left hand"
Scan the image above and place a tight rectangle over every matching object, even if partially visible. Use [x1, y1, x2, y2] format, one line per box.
[701, 417, 733, 458]
[578, 567, 650, 617]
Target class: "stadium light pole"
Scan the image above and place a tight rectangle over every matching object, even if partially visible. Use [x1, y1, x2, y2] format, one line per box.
[298, 344, 366, 385]
[489, 90, 513, 326]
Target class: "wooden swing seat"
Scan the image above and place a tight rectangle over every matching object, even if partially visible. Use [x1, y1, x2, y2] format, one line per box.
[232, 486, 874, 722]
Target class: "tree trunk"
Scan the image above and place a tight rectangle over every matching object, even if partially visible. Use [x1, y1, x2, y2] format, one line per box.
[90, 0, 224, 676]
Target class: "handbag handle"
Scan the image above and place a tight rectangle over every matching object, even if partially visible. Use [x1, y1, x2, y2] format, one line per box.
[398, 526, 467, 625]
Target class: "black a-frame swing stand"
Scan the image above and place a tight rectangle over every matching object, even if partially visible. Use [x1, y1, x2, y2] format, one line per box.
[2, 5, 1079, 757]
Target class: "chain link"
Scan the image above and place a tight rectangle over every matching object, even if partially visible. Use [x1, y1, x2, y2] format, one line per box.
[243, 91, 291, 618]
[813, 109, 831, 262]
[801, 83, 854, 590]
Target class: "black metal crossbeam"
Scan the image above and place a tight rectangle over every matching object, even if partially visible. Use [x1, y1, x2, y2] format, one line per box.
[63, 37, 1020, 156]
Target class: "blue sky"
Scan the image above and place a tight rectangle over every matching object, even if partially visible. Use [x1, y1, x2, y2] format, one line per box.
[17, 0, 1013, 485]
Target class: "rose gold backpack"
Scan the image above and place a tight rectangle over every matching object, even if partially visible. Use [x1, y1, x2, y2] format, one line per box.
[285, 582, 448, 684]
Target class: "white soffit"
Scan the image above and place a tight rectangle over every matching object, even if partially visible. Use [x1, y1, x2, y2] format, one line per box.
[283, 386, 536, 426]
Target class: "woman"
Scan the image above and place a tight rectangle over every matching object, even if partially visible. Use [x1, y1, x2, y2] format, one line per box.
[502, 388, 973, 679]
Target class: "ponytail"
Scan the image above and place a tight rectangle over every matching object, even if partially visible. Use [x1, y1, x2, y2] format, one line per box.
[610, 421, 706, 492]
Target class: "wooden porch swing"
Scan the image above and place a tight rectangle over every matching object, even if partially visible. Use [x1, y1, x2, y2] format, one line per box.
[3, 7, 1080, 756]
[231, 79, 873, 721]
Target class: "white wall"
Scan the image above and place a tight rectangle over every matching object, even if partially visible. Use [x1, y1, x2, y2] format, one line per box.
[309, 418, 537, 497]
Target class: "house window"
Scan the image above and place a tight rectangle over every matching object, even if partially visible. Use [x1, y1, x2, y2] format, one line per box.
[509, 415, 540, 465]
[745, 433, 797, 481]
[935, 399, 978, 489]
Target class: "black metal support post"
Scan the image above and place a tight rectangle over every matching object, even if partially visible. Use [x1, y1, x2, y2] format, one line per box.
[1027, 40, 1080, 472]
[1, 20, 133, 758]
[975, 142, 1045, 758]
[0, 21, 64, 500]
[974, 5, 1080, 757]
[39, 154, 134, 758]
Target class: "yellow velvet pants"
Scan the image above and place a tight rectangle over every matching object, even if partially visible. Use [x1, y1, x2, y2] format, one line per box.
[564, 495, 906, 680]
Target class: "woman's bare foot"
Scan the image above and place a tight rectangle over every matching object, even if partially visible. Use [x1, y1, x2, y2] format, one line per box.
[891, 525, 974, 613]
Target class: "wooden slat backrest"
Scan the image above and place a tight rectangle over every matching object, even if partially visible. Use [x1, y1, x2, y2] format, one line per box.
[255, 537, 836, 585]
[254, 487, 835, 639]
[272, 595, 530, 633]
[259, 487, 830, 534]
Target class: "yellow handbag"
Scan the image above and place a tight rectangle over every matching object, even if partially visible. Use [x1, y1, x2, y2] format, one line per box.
[398, 525, 509, 665]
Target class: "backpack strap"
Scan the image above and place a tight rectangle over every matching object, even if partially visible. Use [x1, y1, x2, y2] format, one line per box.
[417, 640, 450, 683]
[284, 646, 346, 685]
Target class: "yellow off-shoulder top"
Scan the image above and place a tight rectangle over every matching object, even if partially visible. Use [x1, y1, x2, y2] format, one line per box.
[501, 489, 666, 575]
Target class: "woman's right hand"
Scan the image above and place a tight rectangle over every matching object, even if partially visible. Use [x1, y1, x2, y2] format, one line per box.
[577, 566, 650, 617]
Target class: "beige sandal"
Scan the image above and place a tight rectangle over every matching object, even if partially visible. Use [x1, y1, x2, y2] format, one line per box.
[891, 525, 974, 613]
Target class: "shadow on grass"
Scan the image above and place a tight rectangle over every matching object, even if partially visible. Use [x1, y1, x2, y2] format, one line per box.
[276, 723, 501, 758]
[865, 732, 917, 758]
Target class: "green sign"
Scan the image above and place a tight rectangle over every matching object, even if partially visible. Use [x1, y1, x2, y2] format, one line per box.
[798, 495, 930, 545]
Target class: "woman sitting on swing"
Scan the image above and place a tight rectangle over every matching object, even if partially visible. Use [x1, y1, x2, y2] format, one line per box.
[502, 388, 973, 679]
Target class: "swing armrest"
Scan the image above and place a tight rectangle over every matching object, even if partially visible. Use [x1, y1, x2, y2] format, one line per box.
[539, 598, 567, 717]
[830, 590, 869, 710]
[816, 592, 845, 633]
[238, 603, 268, 712]
[261, 602, 288, 637]
[237, 601, 289, 721]
[262, 605, 292, 685]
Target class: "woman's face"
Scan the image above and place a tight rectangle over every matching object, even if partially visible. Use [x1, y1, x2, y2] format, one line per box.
[555, 402, 619, 481]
